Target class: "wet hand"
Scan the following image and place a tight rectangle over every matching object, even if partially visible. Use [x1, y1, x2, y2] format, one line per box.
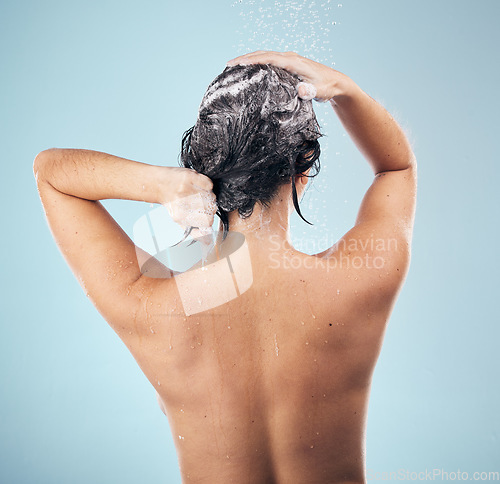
[160, 167, 217, 232]
[227, 50, 350, 102]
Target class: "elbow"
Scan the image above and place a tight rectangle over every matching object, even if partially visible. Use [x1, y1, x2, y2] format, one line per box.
[33, 148, 57, 181]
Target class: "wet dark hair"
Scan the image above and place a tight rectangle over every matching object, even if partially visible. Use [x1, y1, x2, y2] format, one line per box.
[180, 64, 322, 237]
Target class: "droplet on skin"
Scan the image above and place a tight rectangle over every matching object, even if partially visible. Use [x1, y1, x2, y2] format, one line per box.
[157, 381, 161, 386]
[336, 289, 340, 295]
[150, 326, 155, 334]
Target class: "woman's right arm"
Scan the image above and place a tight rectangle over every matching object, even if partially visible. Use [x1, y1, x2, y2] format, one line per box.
[228, 51, 417, 287]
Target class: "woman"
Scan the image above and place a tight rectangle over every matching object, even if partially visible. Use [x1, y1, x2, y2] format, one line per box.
[34, 51, 416, 483]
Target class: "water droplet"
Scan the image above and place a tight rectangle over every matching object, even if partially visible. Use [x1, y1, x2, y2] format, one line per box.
[157, 381, 161, 386]
[310, 444, 315, 449]
[305, 341, 309, 345]
[178, 435, 185, 440]
[336, 289, 340, 295]
[150, 326, 155, 334]
[227, 325, 231, 329]
[301, 321, 305, 326]
[180, 409, 184, 413]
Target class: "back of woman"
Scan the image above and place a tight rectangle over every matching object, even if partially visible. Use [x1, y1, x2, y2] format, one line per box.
[130, 235, 404, 483]
[35, 50, 416, 483]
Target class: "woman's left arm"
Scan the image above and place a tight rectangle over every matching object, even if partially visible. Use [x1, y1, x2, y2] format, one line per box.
[33, 148, 214, 333]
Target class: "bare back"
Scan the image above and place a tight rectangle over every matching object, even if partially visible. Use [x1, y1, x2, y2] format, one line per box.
[34, 53, 417, 483]
[126, 239, 404, 484]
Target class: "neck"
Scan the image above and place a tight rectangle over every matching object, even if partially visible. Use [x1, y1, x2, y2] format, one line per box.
[223, 196, 294, 249]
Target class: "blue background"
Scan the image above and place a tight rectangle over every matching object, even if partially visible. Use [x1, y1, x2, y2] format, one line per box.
[1, 0, 498, 482]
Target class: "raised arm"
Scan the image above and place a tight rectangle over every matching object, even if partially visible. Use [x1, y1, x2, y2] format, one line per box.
[228, 51, 417, 286]
[33, 148, 215, 332]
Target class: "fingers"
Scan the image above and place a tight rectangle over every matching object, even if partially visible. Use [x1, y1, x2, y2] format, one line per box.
[192, 172, 213, 192]
[297, 82, 317, 101]
[227, 50, 302, 76]
[227, 50, 273, 65]
[166, 191, 217, 230]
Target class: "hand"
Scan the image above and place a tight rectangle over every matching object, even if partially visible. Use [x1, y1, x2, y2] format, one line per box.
[227, 50, 352, 102]
[160, 167, 217, 231]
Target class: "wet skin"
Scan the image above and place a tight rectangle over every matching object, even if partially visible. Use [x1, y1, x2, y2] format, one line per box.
[126, 208, 412, 484]
[34, 51, 416, 484]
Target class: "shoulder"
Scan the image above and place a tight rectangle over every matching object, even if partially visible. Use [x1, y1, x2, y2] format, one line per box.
[311, 225, 412, 303]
